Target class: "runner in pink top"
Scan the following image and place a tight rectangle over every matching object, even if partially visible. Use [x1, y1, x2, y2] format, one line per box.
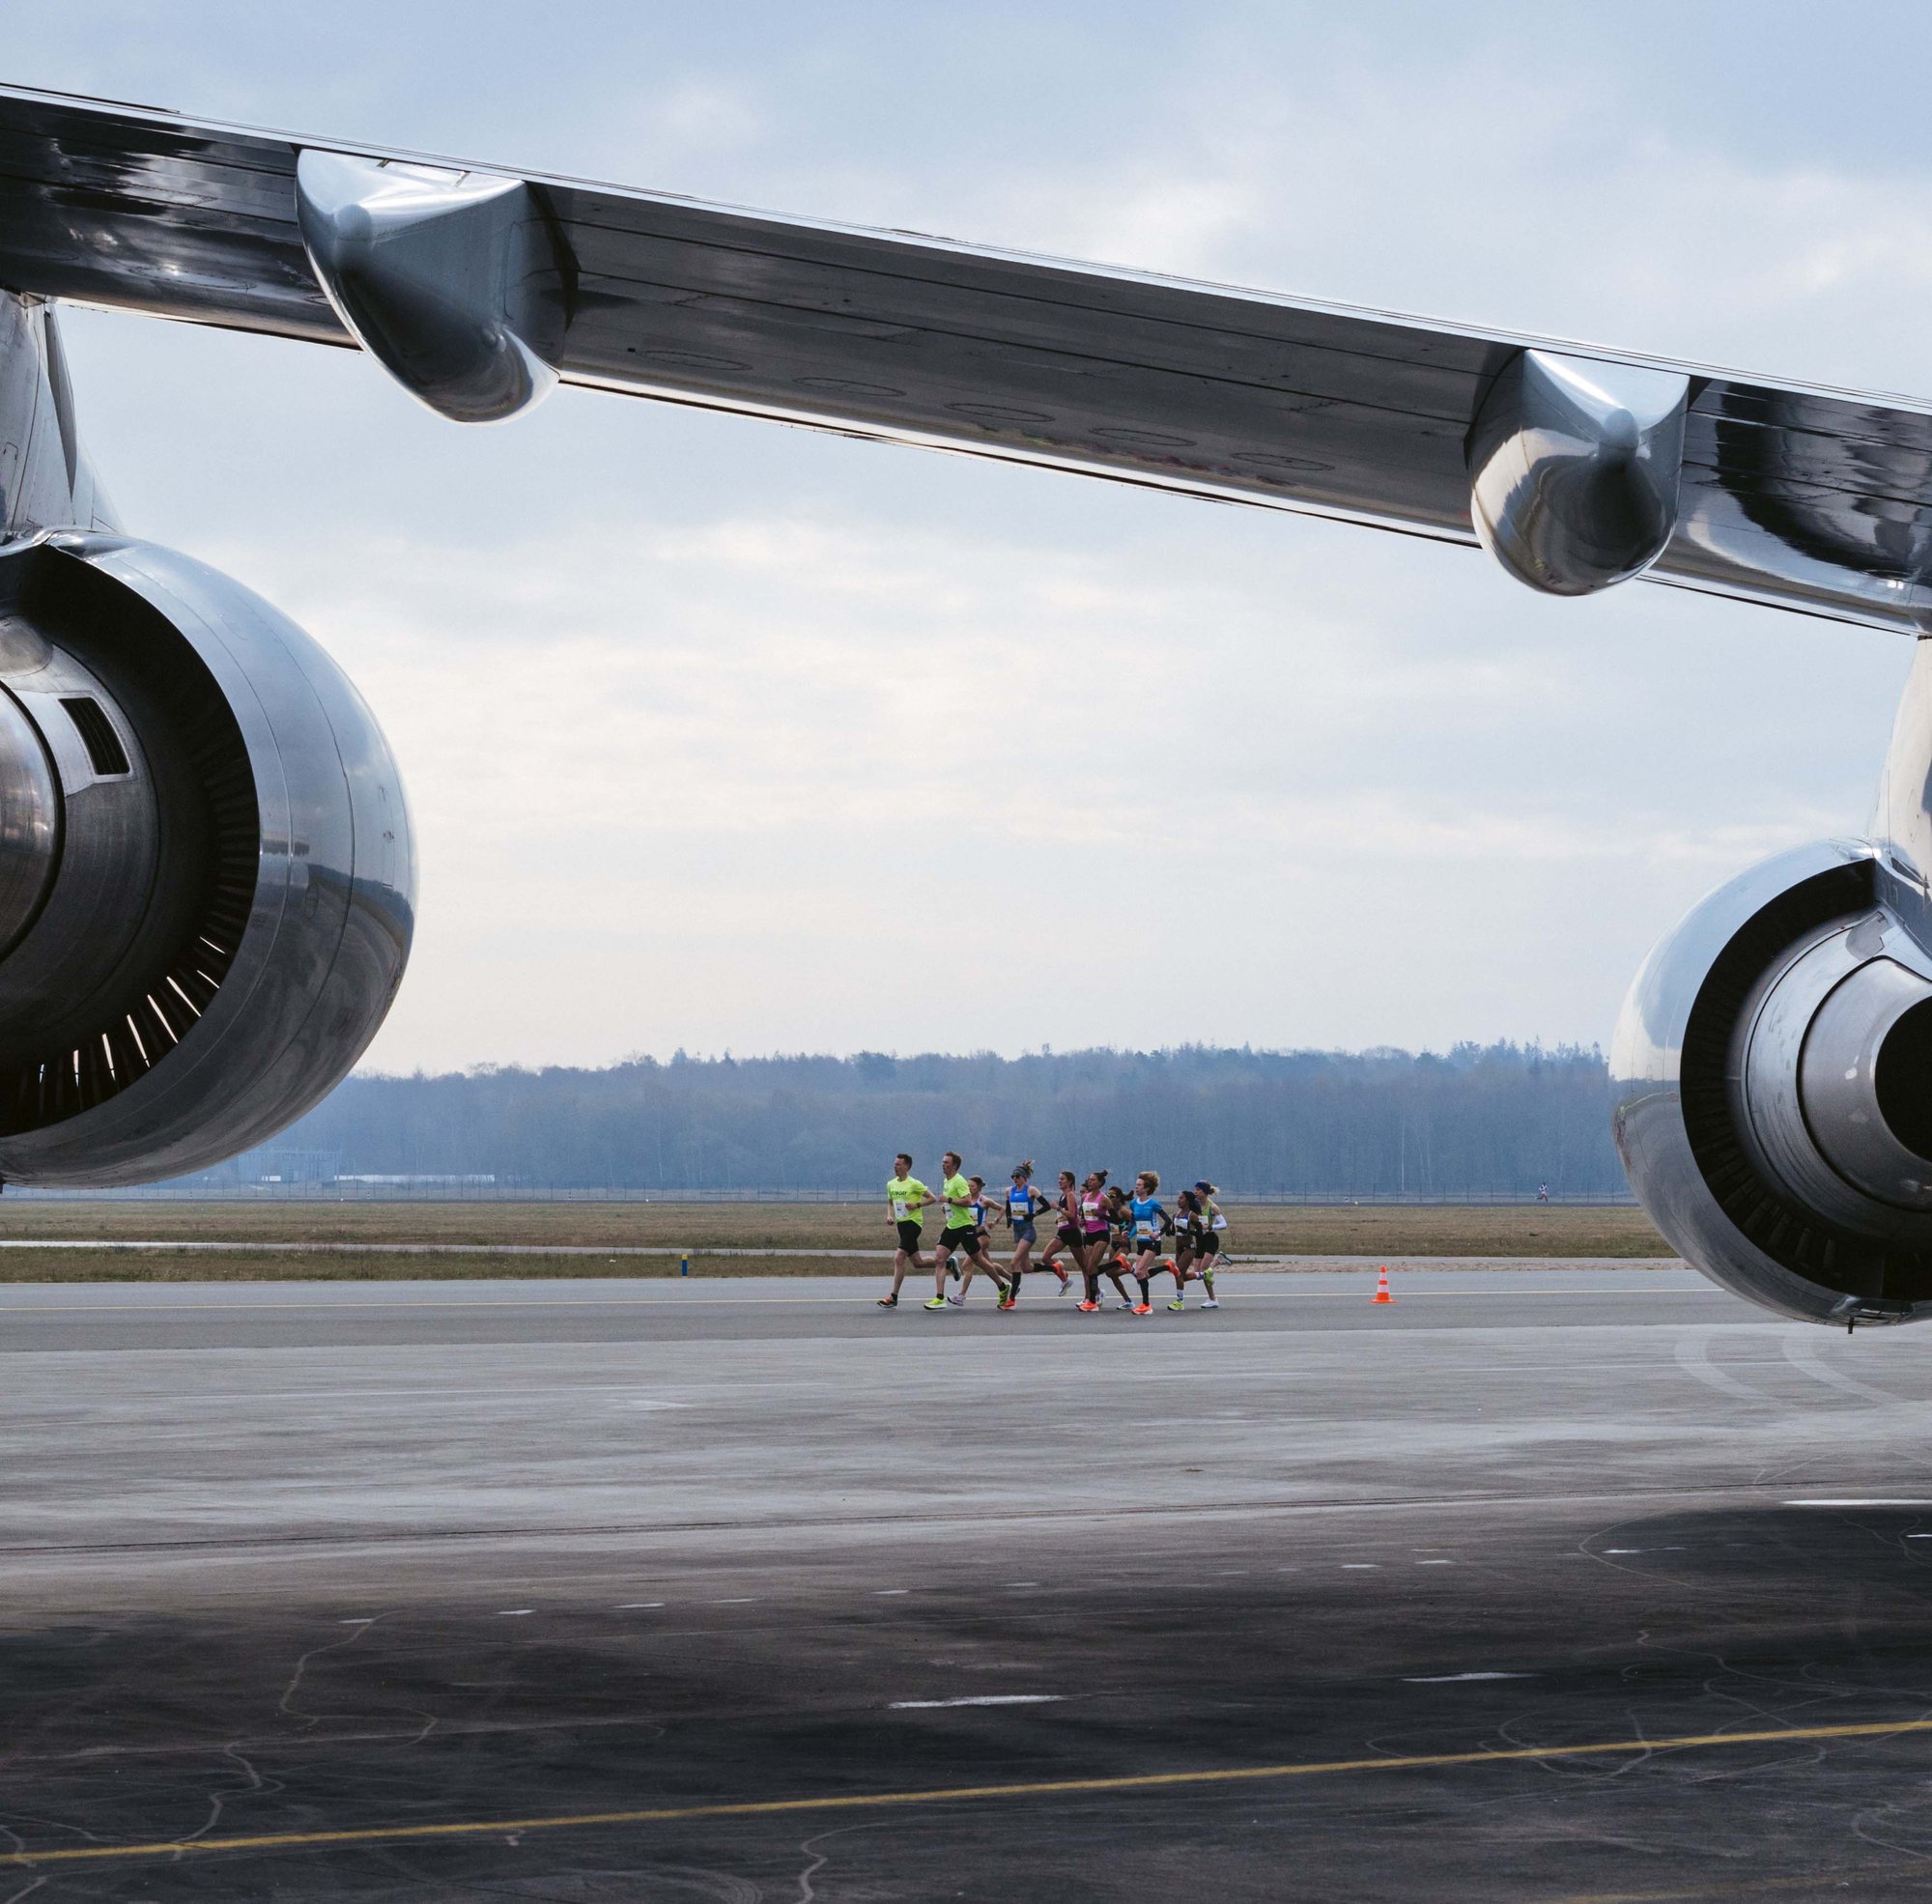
[1074, 1169, 1113, 1310]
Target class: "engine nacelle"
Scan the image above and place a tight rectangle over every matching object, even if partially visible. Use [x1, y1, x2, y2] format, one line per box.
[0, 533, 413, 1186]
[1611, 839, 1932, 1325]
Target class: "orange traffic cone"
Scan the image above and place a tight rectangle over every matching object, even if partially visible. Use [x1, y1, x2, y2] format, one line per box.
[1372, 1264, 1394, 1305]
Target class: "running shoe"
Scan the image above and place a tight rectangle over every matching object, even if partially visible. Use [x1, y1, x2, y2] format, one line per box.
[1132, 1302, 1153, 1316]
[1076, 1299, 1100, 1313]
[997, 1296, 1016, 1311]
[946, 1294, 966, 1307]
[923, 1296, 948, 1310]
[1166, 1298, 1185, 1311]
[877, 1294, 897, 1308]
[1055, 1267, 1071, 1293]
[1203, 1297, 1220, 1310]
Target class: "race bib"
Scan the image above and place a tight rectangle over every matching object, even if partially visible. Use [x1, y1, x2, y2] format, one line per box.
[1134, 1218, 1155, 1239]
[892, 1199, 910, 1220]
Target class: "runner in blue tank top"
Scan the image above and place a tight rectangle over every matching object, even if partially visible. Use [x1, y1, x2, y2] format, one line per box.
[1125, 1171, 1174, 1315]
[999, 1160, 1069, 1301]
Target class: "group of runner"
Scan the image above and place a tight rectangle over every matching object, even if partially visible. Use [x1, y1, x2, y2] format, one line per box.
[880, 1153, 1228, 1314]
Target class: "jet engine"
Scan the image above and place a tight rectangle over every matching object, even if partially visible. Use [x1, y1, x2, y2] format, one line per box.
[0, 532, 413, 1187]
[1613, 641, 1932, 1324]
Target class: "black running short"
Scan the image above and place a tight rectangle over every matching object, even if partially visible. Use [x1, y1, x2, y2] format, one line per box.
[1056, 1224, 1081, 1246]
[944, 1225, 983, 1259]
[895, 1220, 923, 1252]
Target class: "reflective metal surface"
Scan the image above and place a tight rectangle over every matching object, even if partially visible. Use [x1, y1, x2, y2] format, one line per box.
[1798, 955, 1932, 1208]
[0, 684, 57, 957]
[1467, 351, 1688, 594]
[1727, 920, 1932, 1240]
[296, 151, 564, 423]
[0, 296, 117, 538]
[0, 630, 164, 1064]
[8, 84, 1932, 632]
[0, 536, 414, 1186]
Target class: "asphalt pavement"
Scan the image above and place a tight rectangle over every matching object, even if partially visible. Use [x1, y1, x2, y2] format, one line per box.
[3, 1266, 1932, 1900]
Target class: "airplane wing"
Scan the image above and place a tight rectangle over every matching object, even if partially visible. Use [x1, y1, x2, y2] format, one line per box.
[1, 81, 1928, 633]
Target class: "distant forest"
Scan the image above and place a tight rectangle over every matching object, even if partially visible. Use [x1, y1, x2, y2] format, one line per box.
[202, 1043, 1626, 1196]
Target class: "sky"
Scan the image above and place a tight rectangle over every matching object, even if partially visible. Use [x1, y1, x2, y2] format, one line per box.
[13, 2, 1932, 1069]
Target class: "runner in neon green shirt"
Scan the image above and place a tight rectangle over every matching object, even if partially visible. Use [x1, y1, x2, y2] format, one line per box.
[880, 1153, 936, 1308]
[927, 1151, 1014, 1308]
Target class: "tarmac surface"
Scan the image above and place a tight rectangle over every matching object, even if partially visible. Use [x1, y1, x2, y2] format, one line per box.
[5, 1267, 1932, 1899]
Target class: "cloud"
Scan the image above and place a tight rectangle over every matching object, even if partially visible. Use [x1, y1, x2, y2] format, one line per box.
[192, 498, 1894, 1069]
[631, 76, 765, 157]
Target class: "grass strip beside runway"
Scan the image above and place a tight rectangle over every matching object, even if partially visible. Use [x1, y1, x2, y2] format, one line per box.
[8, 1716, 1929, 1868]
[0, 1200, 1674, 1260]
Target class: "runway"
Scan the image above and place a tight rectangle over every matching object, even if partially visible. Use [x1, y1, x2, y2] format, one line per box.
[5, 1268, 1932, 1899]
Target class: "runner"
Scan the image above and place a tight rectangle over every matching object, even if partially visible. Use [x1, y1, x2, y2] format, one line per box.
[929, 1151, 1010, 1308]
[1125, 1170, 1173, 1314]
[1099, 1185, 1138, 1307]
[1073, 1169, 1114, 1311]
[880, 1151, 936, 1308]
[956, 1175, 1006, 1303]
[1000, 1161, 1067, 1303]
[1191, 1179, 1226, 1309]
[1164, 1187, 1206, 1309]
[1037, 1169, 1083, 1283]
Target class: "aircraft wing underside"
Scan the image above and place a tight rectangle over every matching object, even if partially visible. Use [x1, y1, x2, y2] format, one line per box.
[3, 82, 1932, 632]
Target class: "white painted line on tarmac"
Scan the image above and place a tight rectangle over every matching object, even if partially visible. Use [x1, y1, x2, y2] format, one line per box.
[890, 1694, 1065, 1710]
[616, 1602, 664, 1608]
[1786, 1499, 1932, 1508]
[495, 1608, 534, 1617]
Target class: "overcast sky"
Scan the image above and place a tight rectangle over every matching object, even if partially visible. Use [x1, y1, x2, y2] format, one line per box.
[14, 4, 1932, 1068]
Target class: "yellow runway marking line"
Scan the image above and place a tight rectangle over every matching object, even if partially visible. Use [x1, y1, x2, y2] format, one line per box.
[6, 1716, 1931, 1868]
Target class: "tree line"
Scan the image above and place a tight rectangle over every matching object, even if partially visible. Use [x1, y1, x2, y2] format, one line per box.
[203, 1042, 1626, 1195]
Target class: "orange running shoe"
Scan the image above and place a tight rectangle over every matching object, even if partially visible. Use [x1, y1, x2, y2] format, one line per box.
[1076, 1299, 1100, 1313]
